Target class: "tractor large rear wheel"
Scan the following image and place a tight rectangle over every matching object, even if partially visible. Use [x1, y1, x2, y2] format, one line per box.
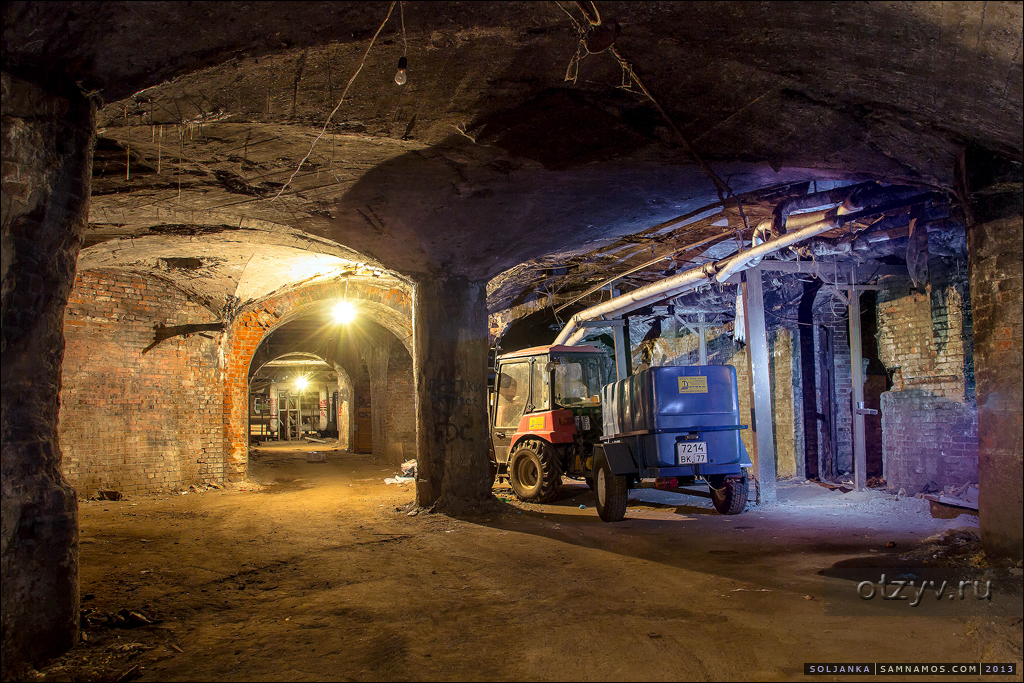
[709, 473, 748, 515]
[508, 440, 562, 503]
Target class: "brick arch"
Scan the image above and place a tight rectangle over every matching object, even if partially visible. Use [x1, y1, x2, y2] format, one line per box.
[223, 277, 412, 478]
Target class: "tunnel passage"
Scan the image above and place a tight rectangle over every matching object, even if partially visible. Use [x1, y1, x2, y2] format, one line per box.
[246, 311, 416, 465]
[2, 2, 1022, 677]
[226, 276, 413, 477]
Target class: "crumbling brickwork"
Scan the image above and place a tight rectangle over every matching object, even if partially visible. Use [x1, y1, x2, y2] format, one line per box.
[59, 270, 224, 497]
[879, 390, 978, 492]
[876, 273, 978, 493]
[967, 210, 1023, 558]
[769, 327, 800, 479]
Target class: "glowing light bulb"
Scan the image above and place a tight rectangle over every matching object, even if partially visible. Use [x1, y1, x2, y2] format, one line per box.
[394, 56, 408, 86]
[332, 300, 357, 324]
[295, 376, 308, 391]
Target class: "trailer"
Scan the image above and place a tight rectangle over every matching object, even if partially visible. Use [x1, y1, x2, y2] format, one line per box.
[489, 345, 751, 521]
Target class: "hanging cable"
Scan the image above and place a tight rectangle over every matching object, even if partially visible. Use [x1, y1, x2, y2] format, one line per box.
[271, 1, 397, 201]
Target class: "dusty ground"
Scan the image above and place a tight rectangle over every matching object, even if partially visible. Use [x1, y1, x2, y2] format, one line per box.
[30, 442, 1022, 682]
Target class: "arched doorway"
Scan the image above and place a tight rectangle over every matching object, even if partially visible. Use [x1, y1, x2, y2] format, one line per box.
[249, 352, 340, 443]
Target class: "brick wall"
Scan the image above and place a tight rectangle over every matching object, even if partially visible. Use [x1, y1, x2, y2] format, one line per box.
[877, 281, 970, 401]
[830, 321, 853, 474]
[876, 272, 978, 493]
[880, 390, 978, 492]
[385, 338, 416, 463]
[59, 269, 224, 497]
[967, 210, 1023, 558]
[769, 327, 800, 479]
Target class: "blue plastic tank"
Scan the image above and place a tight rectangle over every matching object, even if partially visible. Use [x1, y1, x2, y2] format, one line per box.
[601, 365, 749, 476]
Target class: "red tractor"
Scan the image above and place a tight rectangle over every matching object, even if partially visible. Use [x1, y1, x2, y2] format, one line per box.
[489, 344, 751, 521]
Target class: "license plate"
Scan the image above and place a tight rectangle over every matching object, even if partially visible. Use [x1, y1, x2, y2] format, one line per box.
[676, 441, 708, 465]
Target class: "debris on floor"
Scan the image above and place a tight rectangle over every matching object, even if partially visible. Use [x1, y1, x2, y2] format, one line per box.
[97, 489, 123, 501]
[303, 435, 326, 444]
[305, 451, 327, 463]
[923, 481, 979, 512]
[898, 526, 988, 566]
[384, 459, 417, 484]
[80, 608, 157, 629]
[813, 481, 852, 494]
[173, 483, 225, 495]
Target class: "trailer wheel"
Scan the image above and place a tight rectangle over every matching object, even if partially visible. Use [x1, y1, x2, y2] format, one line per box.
[594, 449, 628, 522]
[709, 473, 748, 515]
[508, 440, 561, 503]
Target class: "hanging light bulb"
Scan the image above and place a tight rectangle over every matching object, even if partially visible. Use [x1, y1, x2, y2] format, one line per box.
[332, 300, 357, 324]
[394, 56, 408, 85]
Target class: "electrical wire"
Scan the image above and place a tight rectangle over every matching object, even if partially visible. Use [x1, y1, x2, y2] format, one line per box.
[271, 1, 398, 201]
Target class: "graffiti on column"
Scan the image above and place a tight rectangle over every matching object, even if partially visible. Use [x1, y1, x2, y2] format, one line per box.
[427, 378, 483, 444]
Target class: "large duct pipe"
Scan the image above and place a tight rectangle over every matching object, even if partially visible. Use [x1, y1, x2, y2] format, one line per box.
[554, 188, 934, 347]
[776, 183, 925, 233]
[554, 215, 840, 345]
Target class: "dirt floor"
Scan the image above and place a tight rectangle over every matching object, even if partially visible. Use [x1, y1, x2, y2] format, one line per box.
[29, 442, 1023, 682]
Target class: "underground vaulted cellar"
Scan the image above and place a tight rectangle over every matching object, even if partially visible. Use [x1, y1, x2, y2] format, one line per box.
[2, 1, 1022, 680]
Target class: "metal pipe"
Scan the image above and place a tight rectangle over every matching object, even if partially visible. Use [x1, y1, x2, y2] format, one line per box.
[555, 188, 935, 347]
[553, 226, 736, 314]
[554, 215, 839, 346]
[712, 216, 841, 283]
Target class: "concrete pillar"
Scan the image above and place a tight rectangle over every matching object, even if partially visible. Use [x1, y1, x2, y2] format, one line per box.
[962, 148, 1023, 560]
[413, 275, 491, 508]
[742, 266, 778, 504]
[848, 278, 867, 492]
[1, 73, 94, 676]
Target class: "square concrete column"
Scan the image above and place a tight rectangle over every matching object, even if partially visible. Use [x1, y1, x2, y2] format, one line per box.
[1, 73, 94, 676]
[412, 275, 492, 508]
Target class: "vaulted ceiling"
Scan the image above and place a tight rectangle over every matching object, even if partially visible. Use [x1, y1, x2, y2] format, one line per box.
[4, 1, 1021, 314]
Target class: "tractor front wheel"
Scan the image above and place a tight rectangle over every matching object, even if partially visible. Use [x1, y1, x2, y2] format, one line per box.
[508, 440, 562, 503]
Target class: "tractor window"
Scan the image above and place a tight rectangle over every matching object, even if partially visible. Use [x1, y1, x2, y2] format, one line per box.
[531, 360, 550, 411]
[552, 354, 611, 408]
[495, 362, 530, 429]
